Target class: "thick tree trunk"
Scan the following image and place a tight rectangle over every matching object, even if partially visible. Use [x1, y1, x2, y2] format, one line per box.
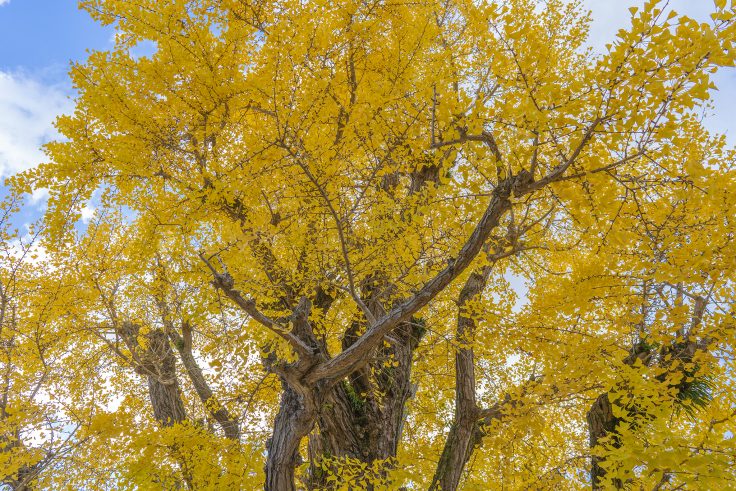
[586, 297, 708, 491]
[306, 319, 424, 488]
[0, 424, 40, 491]
[118, 323, 187, 426]
[265, 382, 318, 491]
[261, 297, 325, 491]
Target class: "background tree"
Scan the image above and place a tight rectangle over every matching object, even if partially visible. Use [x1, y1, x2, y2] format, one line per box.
[6, 0, 736, 489]
[0, 194, 88, 490]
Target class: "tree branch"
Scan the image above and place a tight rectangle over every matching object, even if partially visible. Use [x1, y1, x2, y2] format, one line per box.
[305, 176, 516, 384]
[170, 321, 240, 440]
[198, 252, 315, 358]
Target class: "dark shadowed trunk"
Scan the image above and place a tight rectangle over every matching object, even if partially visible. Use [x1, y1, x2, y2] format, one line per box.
[306, 318, 425, 488]
[262, 297, 324, 491]
[587, 294, 709, 489]
[586, 392, 620, 490]
[586, 343, 650, 490]
[0, 442, 39, 491]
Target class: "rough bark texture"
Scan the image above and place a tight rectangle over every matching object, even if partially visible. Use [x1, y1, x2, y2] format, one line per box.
[428, 228, 530, 491]
[265, 382, 318, 491]
[304, 175, 517, 384]
[299, 162, 440, 488]
[263, 297, 324, 491]
[307, 318, 425, 488]
[586, 393, 619, 490]
[430, 419, 479, 491]
[586, 341, 654, 490]
[119, 323, 187, 426]
[143, 329, 188, 426]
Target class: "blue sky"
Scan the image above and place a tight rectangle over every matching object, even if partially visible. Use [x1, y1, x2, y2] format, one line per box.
[0, 0, 734, 222]
[0, 0, 111, 77]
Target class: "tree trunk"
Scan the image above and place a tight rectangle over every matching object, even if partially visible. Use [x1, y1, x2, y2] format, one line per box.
[429, 270, 486, 491]
[306, 319, 424, 488]
[587, 291, 709, 490]
[144, 329, 187, 426]
[430, 417, 479, 491]
[265, 382, 318, 491]
[586, 393, 619, 490]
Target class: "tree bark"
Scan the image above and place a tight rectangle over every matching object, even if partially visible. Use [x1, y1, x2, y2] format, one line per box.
[586, 393, 619, 490]
[429, 234, 531, 491]
[119, 323, 187, 426]
[429, 270, 487, 491]
[430, 418, 479, 491]
[305, 175, 517, 384]
[262, 297, 325, 491]
[210, 173, 541, 490]
[307, 318, 424, 488]
[265, 381, 318, 491]
[143, 329, 188, 426]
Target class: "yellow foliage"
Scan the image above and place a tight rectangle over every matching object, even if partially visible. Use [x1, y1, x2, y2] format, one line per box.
[3, 0, 736, 489]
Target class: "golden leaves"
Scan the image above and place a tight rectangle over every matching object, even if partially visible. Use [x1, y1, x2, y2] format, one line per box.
[3, 0, 736, 488]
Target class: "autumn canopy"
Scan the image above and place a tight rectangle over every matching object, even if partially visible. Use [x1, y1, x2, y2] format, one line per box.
[2, 0, 736, 489]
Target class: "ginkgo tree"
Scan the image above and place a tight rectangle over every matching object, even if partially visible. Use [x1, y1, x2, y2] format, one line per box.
[4, 0, 736, 489]
[0, 193, 92, 491]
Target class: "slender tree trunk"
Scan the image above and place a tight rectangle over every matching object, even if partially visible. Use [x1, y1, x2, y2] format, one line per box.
[144, 329, 187, 426]
[430, 418, 478, 491]
[586, 341, 653, 490]
[430, 241, 525, 491]
[171, 322, 240, 440]
[430, 270, 486, 491]
[118, 323, 187, 426]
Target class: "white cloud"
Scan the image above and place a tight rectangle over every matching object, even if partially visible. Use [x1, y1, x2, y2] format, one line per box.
[80, 204, 96, 223]
[0, 72, 72, 178]
[0, 0, 10, 6]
